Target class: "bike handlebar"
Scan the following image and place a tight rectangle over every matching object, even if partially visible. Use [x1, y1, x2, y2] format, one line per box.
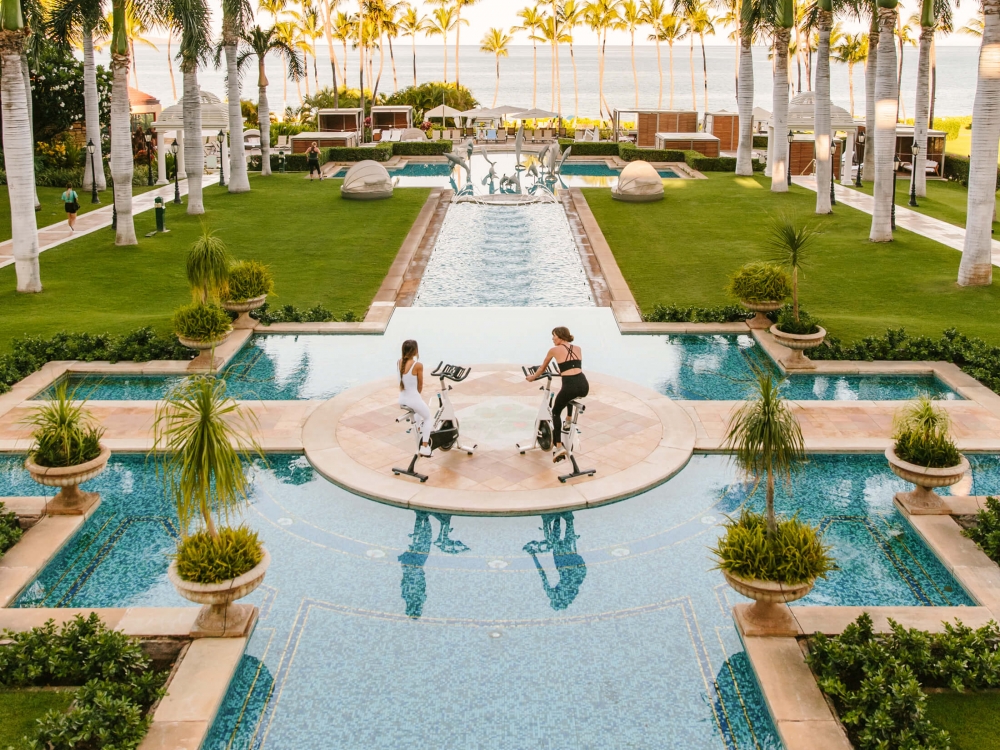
[522, 361, 561, 379]
[432, 361, 471, 382]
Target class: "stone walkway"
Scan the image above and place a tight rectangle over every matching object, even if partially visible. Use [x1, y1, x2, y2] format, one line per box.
[793, 175, 1000, 267]
[0, 174, 218, 271]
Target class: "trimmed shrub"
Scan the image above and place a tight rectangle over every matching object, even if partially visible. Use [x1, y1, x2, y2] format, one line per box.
[250, 302, 355, 324]
[727, 262, 791, 303]
[175, 525, 264, 584]
[391, 140, 453, 156]
[943, 153, 1000, 189]
[752, 135, 768, 149]
[642, 304, 752, 323]
[683, 150, 765, 172]
[557, 139, 620, 156]
[226, 260, 274, 303]
[327, 143, 393, 163]
[962, 495, 1000, 563]
[0, 500, 23, 556]
[171, 303, 232, 342]
[618, 143, 686, 162]
[774, 307, 821, 335]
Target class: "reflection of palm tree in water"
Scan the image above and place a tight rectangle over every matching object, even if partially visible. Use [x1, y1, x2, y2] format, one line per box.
[523, 512, 587, 611]
[399, 511, 469, 619]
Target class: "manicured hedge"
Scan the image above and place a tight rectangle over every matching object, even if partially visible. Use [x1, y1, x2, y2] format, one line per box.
[327, 143, 393, 162]
[682, 151, 765, 173]
[557, 139, 621, 156]
[618, 143, 686, 162]
[391, 140, 453, 156]
[752, 135, 768, 149]
[248, 143, 393, 171]
[943, 153, 1000, 189]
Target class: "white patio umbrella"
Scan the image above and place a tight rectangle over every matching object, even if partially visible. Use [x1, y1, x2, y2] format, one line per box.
[425, 104, 463, 125]
[509, 108, 560, 120]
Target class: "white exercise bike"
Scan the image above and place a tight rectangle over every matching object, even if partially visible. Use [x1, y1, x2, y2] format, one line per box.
[393, 362, 477, 482]
[517, 363, 596, 484]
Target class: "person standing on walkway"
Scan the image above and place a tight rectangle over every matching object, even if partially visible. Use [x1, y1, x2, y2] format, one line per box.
[306, 142, 323, 181]
[61, 183, 80, 230]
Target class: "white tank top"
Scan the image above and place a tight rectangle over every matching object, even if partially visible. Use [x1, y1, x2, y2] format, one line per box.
[399, 359, 419, 395]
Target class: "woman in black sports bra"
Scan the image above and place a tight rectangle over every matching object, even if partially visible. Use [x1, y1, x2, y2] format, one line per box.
[526, 326, 589, 463]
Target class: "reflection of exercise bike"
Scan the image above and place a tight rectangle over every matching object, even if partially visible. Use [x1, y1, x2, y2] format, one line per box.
[393, 362, 477, 482]
[517, 363, 596, 483]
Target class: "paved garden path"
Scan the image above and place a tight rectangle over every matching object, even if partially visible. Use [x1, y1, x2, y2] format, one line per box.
[0, 174, 218, 272]
[793, 175, 1000, 268]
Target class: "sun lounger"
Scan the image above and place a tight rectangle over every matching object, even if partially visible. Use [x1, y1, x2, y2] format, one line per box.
[901, 160, 940, 176]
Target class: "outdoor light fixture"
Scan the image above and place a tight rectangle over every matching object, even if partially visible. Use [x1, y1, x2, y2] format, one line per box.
[909, 143, 919, 207]
[830, 141, 838, 207]
[170, 141, 181, 205]
[144, 130, 154, 186]
[87, 139, 100, 204]
[891, 155, 902, 231]
[217, 131, 226, 188]
[855, 130, 866, 187]
[786, 130, 793, 187]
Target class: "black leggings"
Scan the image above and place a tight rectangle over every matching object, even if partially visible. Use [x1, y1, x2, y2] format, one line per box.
[308, 161, 321, 176]
[553, 373, 589, 446]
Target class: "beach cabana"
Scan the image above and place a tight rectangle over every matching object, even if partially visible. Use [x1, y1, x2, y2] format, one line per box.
[765, 92, 859, 185]
[613, 109, 699, 147]
[151, 90, 232, 185]
[654, 132, 720, 156]
[705, 110, 738, 151]
[371, 105, 413, 129]
[310, 107, 363, 144]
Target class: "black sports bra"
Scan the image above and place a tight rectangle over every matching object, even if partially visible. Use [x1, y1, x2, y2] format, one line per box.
[558, 344, 582, 372]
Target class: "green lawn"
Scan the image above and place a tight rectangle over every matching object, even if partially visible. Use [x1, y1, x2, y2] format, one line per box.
[926, 692, 1000, 749]
[0, 184, 160, 242]
[0, 689, 75, 745]
[0, 174, 430, 352]
[844, 179, 1000, 232]
[583, 173, 1000, 344]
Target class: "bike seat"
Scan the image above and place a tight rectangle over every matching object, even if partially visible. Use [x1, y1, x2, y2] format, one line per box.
[567, 399, 586, 412]
[432, 362, 471, 382]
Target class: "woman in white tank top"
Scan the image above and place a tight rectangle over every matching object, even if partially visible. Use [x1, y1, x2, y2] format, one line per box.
[398, 340, 433, 456]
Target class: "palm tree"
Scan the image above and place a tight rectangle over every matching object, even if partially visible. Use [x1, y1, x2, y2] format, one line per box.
[108, 0, 138, 243]
[958, 2, 999, 285]
[770, 0, 794, 193]
[274, 20, 300, 108]
[869, 0, 899, 241]
[910, 0, 934, 199]
[685, 1, 715, 116]
[831, 32, 866, 116]
[652, 12, 683, 109]
[560, 0, 585, 116]
[1, 0, 40, 290]
[454, 0, 478, 90]
[427, 5, 456, 83]
[814, 0, 834, 215]
[48, 0, 108, 192]
[641, 0, 666, 109]
[399, 4, 428, 87]
[382, 0, 402, 92]
[514, 5, 546, 108]
[332, 10, 351, 84]
[319, 0, 341, 105]
[239, 26, 303, 176]
[481, 27, 512, 107]
[927, 0, 955, 132]
[961, 16, 983, 36]
[735, 0, 764, 177]
[121, 9, 157, 90]
[621, 0, 642, 108]
[895, 13, 916, 120]
[586, 0, 622, 121]
[862, 3, 877, 182]
[221, 0, 253, 193]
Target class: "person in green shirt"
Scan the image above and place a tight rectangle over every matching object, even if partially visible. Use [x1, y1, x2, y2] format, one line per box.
[61, 183, 80, 231]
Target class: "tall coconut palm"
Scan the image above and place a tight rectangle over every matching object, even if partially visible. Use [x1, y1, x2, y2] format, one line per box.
[735, 0, 765, 177]
[48, 0, 108, 192]
[685, 1, 715, 116]
[1, 0, 40, 290]
[814, 0, 834, 214]
[220, 0, 253, 193]
[427, 5, 455, 83]
[319, 0, 340, 105]
[274, 20, 299, 107]
[168, 0, 212, 216]
[769, 0, 794, 193]
[640, 0, 665, 108]
[108, 0, 138, 243]
[481, 27, 512, 107]
[910, 0, 951, 198]
[958, 0, 1000, 286]
[561, 0, 585, 116]
[961, 16, 983, 36]
[621, 0, 642, 108]
[862, 6, 877, 181]
[894, 13, 916, 120]
[831, 31, 866, 116]
[586, 0, 622, 120]
[538, 14, 570, 112]
[333, 10, 351, 83]
[869, 0, 899, 242]
[651, 11, 683, 109]
[239, 26, 302, 176]
[926, 0, 954, 129]
[399, 4, 427, 88]
[453, 0, 478, 89]
[514, 5, 546, 108]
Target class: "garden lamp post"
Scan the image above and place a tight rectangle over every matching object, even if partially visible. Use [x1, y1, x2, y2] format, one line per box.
[909, 143, 919, 207]
[87, 140, 100, 204]
[217, 131, 226, 188]
[786, 130, 793, 187]
[144, 130, 154, 186]
[855, 130, 865, 187]
[171, 141, 181, 205]
[830, 141, 837, 207]
[279, 147, 286, 173]
[891, 155, 901, 231]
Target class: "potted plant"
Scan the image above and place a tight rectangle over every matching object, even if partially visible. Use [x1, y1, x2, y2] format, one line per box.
[886, 395, 969, 513]
[222, 260, 274, 329]
[23, 383, 109, 515]
[727, 262, 791, 329]
[767, 218, 827, 368]
[713, 369, 835, 635]
[173, 302, 233, 370]
[154, 375, 267, 637]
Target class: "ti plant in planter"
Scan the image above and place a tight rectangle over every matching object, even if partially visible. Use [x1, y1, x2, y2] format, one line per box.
[727, 262, 791, 330]
[23, 383, 110, 515]
[154, 375, 268, 637]
[886, 396, 969, 514]
[767, 217, 827, 369]
[713, 369, 835, 635]
[177, 229, 234, 370]
[223, 260, 275, 329]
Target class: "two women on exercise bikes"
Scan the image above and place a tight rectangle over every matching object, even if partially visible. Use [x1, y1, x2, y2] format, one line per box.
[524, 327, 589, 464]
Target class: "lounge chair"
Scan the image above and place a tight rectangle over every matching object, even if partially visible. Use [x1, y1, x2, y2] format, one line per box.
[486, 129, 498, 143]
[431, 130, 440, 141]
[275, 135, 289, 150]
[541, 128, 554, 141]
[497, 130, 508, 144]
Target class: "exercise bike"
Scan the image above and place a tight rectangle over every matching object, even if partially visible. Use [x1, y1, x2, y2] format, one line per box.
[393, 362, 477, 482]
[517, 363, 596, 484]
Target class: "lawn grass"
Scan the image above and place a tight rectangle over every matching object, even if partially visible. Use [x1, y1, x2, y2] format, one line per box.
[0, 184, 160, 242]
[583, 173, 1000, 344]
[0, 688, 75, 745]
[0, 174, 430, 352]
[844, 179, 1000, 232]
[926, 691, 1000, 749]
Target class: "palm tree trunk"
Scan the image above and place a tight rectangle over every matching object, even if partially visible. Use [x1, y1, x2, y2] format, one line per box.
[631, 31, 638, 108]
[532, 40, 537, 107]
[597, 34, 604, 119]
[110, 52, 137, 244]
[870, 6, 899, 242]
[82, 27, 106, 191]
[443, 32, 448, 83]
[167, 35, 178, 101]
[411, 35, 417, 88]
[863, 23, 878, 182]
[259, 82, 272, 176]
[912, 26, 932, 198]
[689, 35, 696, 110]
[958, 0, 1000, 286]
[388, 37, 397, 91]
[700, 32, 709, 114]
[20, 52, 39, 211]
[342, 40, 348, 85]
[896, 14, 905, 121]
[815, 9, 833, 214]
[225, 32, 251, 193]
[131, 40, 139, 90]
[848, 61, 855, 116]
[771, 28, 791, 193]
[668, 41, 675, 109]
[493, 55, 500, 106]
[736, 34, 754, 176]
[570, 42, 579, 118]
[183, 66, 205, 215]
[929, 36, 937, 125]
[1, 34, 40, 292]
[654, 36, 663, 109]
[322, 0, 339, 105]
[455, 7, 461, 88]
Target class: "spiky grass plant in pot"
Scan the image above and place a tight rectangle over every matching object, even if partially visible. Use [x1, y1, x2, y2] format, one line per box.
[154, 375, 268, 636]
[222, 260, 274, 329]
[727, 262, 791, 329]
[767, 217, 827, 368]
[177, 229, 235, 369]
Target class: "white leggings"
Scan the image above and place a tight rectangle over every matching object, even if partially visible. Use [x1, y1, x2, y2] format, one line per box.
[399, 392, 432, 444]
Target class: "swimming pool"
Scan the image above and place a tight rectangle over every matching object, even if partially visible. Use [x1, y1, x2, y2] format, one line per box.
[4, 451, 986, 748]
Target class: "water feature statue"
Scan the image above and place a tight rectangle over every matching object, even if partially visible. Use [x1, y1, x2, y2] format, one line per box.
[515, 125, 525, 170]
[523, 512, 587, 611]
[555, 145, 572, 176]
[445, 152, 473, 184]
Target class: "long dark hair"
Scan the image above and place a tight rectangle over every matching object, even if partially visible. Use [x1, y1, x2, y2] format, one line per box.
[399, 339, 418, 389]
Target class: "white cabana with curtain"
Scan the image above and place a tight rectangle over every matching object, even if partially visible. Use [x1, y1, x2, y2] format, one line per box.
[151, 91, 234, 184]
[764, 92, 858, 185]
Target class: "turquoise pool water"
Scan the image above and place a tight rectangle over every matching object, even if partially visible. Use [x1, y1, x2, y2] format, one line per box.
[39, 332, 959, 403]
[4, 452, 989, 749]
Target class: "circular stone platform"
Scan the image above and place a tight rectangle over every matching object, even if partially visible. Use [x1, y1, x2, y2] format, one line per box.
[302, 364, 696, 515]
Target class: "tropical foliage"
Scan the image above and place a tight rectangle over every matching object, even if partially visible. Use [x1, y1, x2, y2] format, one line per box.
[712, 510, 834, 584]
[0, 500, 23, 556]
[727, 262, 791, 303]
[769, 217, 820, 335]
[892, 396, 962, 468]
[186, 230, 231, 303]
[175, 524, 264, 583]
[962, 495, 1000, 564]
[226, 259, 274, 303]
[24, 382, 104, 468]
[171, 302, 232, 342]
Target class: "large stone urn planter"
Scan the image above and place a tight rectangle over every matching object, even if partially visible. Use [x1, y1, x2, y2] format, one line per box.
[178, 328, 233, 371]
[741, 300, 783, 330]
[886, 447, 970, 514]
[723, 570, 814, 636]
[769, 325, 827, 370]
[25, 444, 110, 515]
[222, 295, 267, 330]
[168, 547, 270, 637]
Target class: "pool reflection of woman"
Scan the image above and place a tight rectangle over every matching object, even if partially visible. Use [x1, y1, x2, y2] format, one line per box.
[523, 512, 587, 611]
[526, 327, 589, 464]
[399, 512, 469, 619]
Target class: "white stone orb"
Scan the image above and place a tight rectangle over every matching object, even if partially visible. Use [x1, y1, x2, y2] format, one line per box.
[612, 160, 664, 203]
[341, 160, 394, 201]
